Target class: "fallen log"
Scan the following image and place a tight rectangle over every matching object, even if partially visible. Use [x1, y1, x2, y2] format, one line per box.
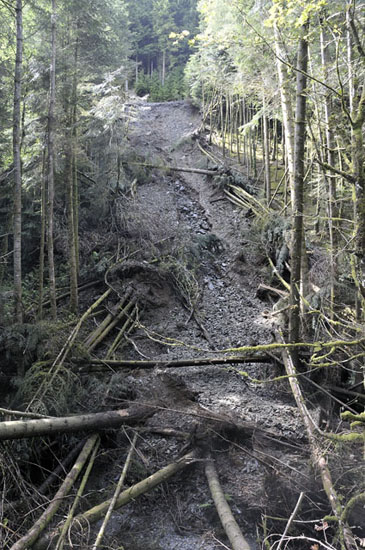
[27, 288, 113, 411]
[84, 288, 133, 350]
[122, 160, 218, 176]
[279, 335, 356, 549]
[0, 405, 154, 441]
[205, 458, 250, 550]
[39, 438, 87, 495]
[92, 433, 137, 549]
[74, 354, 274, 372]
[87, 298, 136, 352]
[54, 437, 100, 550]
[33, 449, 199, 550]
[9, 435, 99, 550]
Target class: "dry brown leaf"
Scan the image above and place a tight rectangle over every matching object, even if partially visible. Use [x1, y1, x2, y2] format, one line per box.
[314, 521, 329, 531]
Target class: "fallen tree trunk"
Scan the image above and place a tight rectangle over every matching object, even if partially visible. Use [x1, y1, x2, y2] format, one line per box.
[280, 339, 356, 549]
[0, 405, 154, 441]
[33, 449, 199, 550]
[92, 433, 137, 549]
[9, 434, 99, 550]
[84, 288, 132, 349]
[75, 354, 274, 372]
[205, 458, 251, 550]
[122, 160, 218, 176]
[54, 437, 100, 550]
[39, 438, 86, 495]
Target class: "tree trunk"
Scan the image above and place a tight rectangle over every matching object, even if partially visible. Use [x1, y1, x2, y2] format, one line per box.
[47, 0, 57, 320]
[280, 343, 355, 550]
[13, 0, 23, 324]
[263, 93, 271, 204]
[320, 23, 338, 317]
[0, 406, 154, 441]
[274, 22, 295, 206]
[38, 142, 47, 320]
[9, 435, 99, 550]
[289, 27, 309, 358]
[162, 49, 166, 86]
[347, 6, 365, 316]
[66, 31, 79, 313]
[205, 458, 250, 550]
[33, 450, 198, 550]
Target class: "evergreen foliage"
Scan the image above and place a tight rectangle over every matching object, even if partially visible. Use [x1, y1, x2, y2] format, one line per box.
[135, 67, 186, 101]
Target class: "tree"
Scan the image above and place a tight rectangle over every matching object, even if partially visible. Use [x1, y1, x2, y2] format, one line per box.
[46, 0, 57, 320]
[13, 0, 23, 323]
[289, 23, 309, 353]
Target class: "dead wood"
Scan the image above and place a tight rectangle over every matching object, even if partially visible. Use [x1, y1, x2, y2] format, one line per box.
[327, 385, 365, 402]
[106, 303, 137, 358]
[92, 433, 137, 549]
[27, 288, 113, 411]
[205, 457, 251, 550]
[0, 405, 155, 441]
[123, 160, 219, 176]
[75, 354, 273, 372]
[33, 449, 199, 550]
[0, 407, 52, 419]
[38, 438, 87, 495]
[256, 283, 288, 300]
[279, 336, 356, 549]
[276, 492, 304, 550]
[87, 297, 136, 352]
[30, 279, 103, 313]
[137, 426, 190, 439]
[54, 438, 100, 550]
[9, 434, 99, 550]
[84, 288, 132, 349]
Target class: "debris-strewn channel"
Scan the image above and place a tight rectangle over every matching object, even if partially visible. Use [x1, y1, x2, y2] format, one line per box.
[3, 100, 334, 550]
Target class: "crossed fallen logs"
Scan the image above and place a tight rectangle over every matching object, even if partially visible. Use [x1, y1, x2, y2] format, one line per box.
[4, 400, 258, 550]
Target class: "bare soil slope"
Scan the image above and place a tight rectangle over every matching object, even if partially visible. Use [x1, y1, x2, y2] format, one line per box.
[89, 100, 312, 550]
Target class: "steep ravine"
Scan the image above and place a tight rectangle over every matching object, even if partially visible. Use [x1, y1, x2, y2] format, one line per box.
[86, 100, 311, 550]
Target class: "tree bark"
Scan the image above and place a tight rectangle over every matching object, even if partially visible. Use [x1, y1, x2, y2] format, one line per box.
[9, 435, 99, 550]
[289, 28, 308, 357]
[33, 450, 198, 550]
[263, 93, 271, 204]
[13, 0, 23, 324]
[320, 22, 338, 317]
[38, 142, 47, 320]
[47, 0, 57, 319]
[280, 343, 355, 550]
[274, 22, 295, 205]
[0, 406, 154, 441]
[67, 31, 79, 313]
[92, 433, 137, 549]
[75, 353, 273, 372]
[205, 458, 250, 550]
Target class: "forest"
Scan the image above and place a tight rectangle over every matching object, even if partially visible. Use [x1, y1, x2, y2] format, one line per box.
[0, 0, 364, 549]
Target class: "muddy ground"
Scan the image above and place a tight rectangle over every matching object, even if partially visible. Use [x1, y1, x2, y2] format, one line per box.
[76, 99, 321, 550]
[3, 99, 340, 550]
